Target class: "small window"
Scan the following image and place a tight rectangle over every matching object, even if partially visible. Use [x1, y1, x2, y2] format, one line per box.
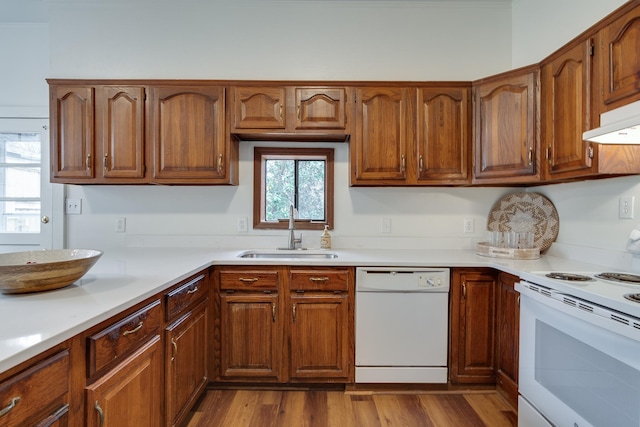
[253, 147, 334, 230]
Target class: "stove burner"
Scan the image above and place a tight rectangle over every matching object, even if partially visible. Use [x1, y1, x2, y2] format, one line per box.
[624, 293, 640, 303]
[545, 272, 594, 281]
[595, 272, 640, 284]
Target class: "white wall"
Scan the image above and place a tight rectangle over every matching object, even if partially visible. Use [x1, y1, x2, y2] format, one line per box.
[4, 0, 640, 268]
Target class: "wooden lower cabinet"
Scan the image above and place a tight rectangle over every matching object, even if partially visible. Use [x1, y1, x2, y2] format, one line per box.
[449, 268, 497, 384]
[219, 292, 282, 381]
[165, 300, 209, 427]
[495, 272, 520, 408]
[85, 335, 163, 427]
[289, 293, 350, 381]
[215, 265, 354, 384]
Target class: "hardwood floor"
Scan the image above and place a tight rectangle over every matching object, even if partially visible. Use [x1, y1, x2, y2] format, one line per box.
[184, 389, 517, 427]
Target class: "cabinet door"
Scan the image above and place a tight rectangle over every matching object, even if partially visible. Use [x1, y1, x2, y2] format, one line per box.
[449, 269, 496, 384]
[150, 86, 226, 182]
[219, 293, 281, 381]
[598, 5, 640, 110]
[295, 87, 348, 130]
[165, 300, 209, 427]
[542, 39, 596, 180]
[232, 87, 286, 130]
[97, 86, 146, 181]
[50, 85, 95, 181]
[495, 272, 519, 409]
[86, 336, 162, 427]
[351, 87, 414, 184]
[473, 68, 539, 184]
[289, 293, 350, 381]
[417, 86, 470, 184]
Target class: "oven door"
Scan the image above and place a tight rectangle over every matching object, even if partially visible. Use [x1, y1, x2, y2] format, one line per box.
[517, 281, 640, 427]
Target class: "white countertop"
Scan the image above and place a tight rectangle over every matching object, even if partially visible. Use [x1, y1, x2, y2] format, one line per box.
[0, 247, 610, 374]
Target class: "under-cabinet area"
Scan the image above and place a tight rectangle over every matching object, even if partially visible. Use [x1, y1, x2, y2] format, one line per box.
[0, 259, 523, 427]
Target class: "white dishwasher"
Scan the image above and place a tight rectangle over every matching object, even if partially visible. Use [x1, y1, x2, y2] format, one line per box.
[355, 267, 450, 383]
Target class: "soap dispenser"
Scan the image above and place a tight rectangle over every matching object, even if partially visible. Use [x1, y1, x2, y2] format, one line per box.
[320, 225, 332, 249]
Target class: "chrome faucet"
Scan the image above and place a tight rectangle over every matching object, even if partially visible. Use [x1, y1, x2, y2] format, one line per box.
[287, 204, 302, 250]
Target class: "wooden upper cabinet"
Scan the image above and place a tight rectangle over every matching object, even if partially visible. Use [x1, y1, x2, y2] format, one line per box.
[50, 85, 95, 181]
[541, 39, 596, 181]
[417, 86, 471, 184]
[294, 87, 348, 130]
[231, 86, 350, 139]
[233, 86, 286, 130]
[50, 84, 147, 184]
[150, 85, 228, 183]
[473, 66, 540, 184]
[351, 87, 414, 184]
[98, 86, 146, 180]
[597, 3, 640, 112]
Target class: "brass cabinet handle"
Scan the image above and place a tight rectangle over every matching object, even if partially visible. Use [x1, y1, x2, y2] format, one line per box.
[279, 104, 283, 119]
[588, 146, 594, 159]
[171, 338, 178, 362]
[103, 153, 108, 169]
[292, 303, 297, 323]
[517, 295, 521, 307]
[462, 282, 466, 300]
[86, 154, 91, 170]
[0, 397, 20, 418]
[122, 321, 143, 336]
[272, 302, 276, 322]
[186, 285, 199, 294]
[94, 400, 104, 427]
[309, 277, 329, 283]
[297, 105, 301, 120]
[217, 153, 223, 173]
[401, 154, 406, 172]
[528, 147, 533, 166]
[238, 277, 259, 283]
[419, 155, 424, 172]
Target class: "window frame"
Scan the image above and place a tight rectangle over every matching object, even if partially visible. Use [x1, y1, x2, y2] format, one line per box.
[253, 147, 334, 230]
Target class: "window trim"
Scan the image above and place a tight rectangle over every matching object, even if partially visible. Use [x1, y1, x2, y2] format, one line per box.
[253, 147, 334, 230]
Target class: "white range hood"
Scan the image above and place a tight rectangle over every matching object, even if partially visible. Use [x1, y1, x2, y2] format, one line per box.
[583, 100, 640, 144]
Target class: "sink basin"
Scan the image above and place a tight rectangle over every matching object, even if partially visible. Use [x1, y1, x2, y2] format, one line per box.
[0, 249, 103, 294]
[238, 250, 338, 259]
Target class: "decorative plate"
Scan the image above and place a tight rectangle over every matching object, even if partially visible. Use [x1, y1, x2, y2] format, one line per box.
[487, 192, 559, 251]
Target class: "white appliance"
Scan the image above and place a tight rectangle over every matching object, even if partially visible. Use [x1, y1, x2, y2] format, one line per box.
[516, 270, 640, 427]
[355, 267, 450, 383]
[583, 99, 640, 144]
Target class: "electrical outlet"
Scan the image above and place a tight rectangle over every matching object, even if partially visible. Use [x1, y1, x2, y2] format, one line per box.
[463, 218, 474, 233]
[381, 218, 392, 233]
[619, 196, 635, 219]
[65, 198, 82, 215]
[237, 217, 248, 233]
[115, 217, 126, 233]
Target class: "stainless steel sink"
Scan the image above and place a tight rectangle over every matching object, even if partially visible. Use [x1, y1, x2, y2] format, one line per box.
[238, 250, 338, 259]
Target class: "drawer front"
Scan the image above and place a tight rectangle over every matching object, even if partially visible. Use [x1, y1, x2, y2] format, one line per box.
[166, 272, 208, 321]
[88, 300, 161, 377]
[0, 350, 69, 426]
[289, 268, 351, 291]
[219, 269, 279, 291]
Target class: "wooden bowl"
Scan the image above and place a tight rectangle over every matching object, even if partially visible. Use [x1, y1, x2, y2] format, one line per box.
[0, 249, 103, 294]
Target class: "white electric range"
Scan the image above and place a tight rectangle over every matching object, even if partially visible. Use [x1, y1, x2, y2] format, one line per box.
[516, 269, 640, 427]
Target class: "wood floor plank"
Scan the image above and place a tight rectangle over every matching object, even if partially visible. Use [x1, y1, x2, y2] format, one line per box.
[463, 393, 517, 427]
[185, 389, 517, 427]
[418, 394, 487, 426]
[371, 394, 432, 427]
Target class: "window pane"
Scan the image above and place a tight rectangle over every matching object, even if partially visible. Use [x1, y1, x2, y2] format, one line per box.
[298, 160, 325, 221]
[0, 133, 41, 164]
[0, 201, 41, 233]
[3, 165, 41, 198]
[265, 159, 295, 221]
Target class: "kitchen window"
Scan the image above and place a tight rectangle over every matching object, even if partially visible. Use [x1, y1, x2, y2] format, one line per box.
[253, 147, 334, 230]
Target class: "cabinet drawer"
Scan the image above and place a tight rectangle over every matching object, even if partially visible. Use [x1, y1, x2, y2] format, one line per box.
[0, 350, 69, 426]
[289, 268, 350, 291]
[219, 269, 279, 291]
[88, 300, 161, 377]
[165, 272, 208, 321]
